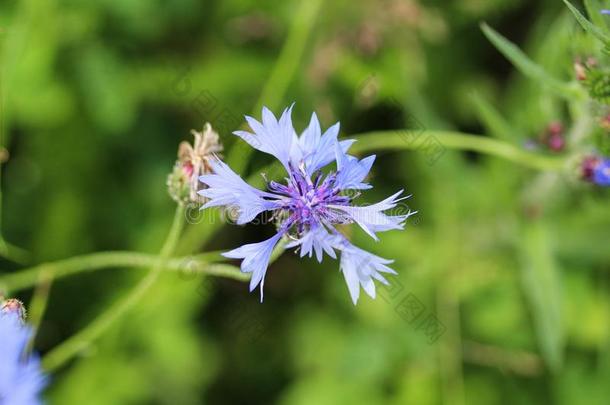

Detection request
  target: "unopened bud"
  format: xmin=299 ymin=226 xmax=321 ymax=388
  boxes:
xmin=574 ymin=60 xmax=587 ymax=81
xmin=540 ymin=122 xmax=565 ymax=152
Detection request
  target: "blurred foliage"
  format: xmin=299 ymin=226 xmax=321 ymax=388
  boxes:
xmin=1 ymin=0 xmax=610 ymax=404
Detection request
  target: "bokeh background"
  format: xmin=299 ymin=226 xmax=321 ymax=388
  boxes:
xmin=1 ymin=0 xmax=610 ymax=404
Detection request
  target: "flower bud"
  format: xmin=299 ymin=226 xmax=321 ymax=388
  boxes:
xmin=574 ymin=60 xmax=587 ymax=81
xmin=539 ymin=122 xmax=565 ymax=152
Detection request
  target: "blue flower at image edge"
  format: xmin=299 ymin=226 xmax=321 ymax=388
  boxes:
xmin=198 ymin=105 xmax=416 ymax=304
xmin=593 ymin=158 xmax=610 ymax=186
xmin=0 ymin=313 xmax=47 ymax=405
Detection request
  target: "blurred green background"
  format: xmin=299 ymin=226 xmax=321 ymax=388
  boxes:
xmin=1 ymin=0 xmax=610 ymax=404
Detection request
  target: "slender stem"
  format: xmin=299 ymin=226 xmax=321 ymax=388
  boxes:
xmin=0 ymin=250 xmax=234 ymax=293
xmin=350 ymin=130 xmax=567 ymax=171
xmin=0 ymin=238 xmax=30 ymax=264
xmin=26 ymin=269 xmax=53 ymax=352
xmin=0 ymin=70 xmax=4 ymax=237
xmin=42 ymin=206 xmax=186 ymax=372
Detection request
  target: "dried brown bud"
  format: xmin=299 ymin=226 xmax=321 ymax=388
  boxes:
xmin=574 ymin=60 xmax=587 ymax=81
xmin=167 ymin=123 xmax=223 ymax=204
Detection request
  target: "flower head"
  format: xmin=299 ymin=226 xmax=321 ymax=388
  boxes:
xmin=582 ymin=156 xmax=610 ymax=186
xmin=0 ymin=299 xmax=47 ymax=405
xmin=199 ymin=105 xmax=416 ymax=304
xmin=167 ymin=123 xmax=223 ymax=204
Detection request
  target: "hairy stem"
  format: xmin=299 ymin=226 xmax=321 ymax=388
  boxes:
xmin=26 ymin=270 xmax=53 ymax=352
xmin=41 ymin=206 xmax=187 ymax=372
xmin=0 ymin=238 xmax=30 ymax=264
xmin=0 ymin=250 xmax=237 ymax=293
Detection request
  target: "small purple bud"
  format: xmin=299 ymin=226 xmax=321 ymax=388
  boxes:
xmin=548 ymin=134 xmax=565 ymax=152
xmin=539 ymin=122 xmax=565 ymax=152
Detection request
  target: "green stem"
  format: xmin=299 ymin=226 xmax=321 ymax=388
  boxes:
xmin=0 ymin=238 xmax=30 ymax=264
xmin=26 ymin=269 xmax=53 ymax=352
xmin=350 ymin=130 xmax=567 ymax=171
xmin=0 ymin=250 xmax=234 ymax=293
xmin=42 ymin=206 xmax=186 ymax=372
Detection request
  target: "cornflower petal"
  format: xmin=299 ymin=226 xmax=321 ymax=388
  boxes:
xmin=338 ymin=242 xmax=397 ymax=305
xmin=198 ymin=158 xmax=280 ymax=224
xmin=222 ymin=231 xmax=286 ymax=301
xmin=285 ymin=223 xmax=338 ymax=262
xmin=329 ymin=190 xmax=416 ymax=241
xmin=0 ymin=312 xmax=47 ymax=405
xmin=233 ymin=105 xmax=295 ymax=170
xmin=334 ymin=144 xmax=376 ymax=190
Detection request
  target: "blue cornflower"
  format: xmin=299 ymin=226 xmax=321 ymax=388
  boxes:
xmin=603 ymin=9 xmax=610 ymax=14
xmin=593 ymin=158 xmax=610 ymax=185
xmin=0 ymin=303 xmax=47 ymax=405
xmin=582 ymin=156 xmax=610 ymax=186
xmin=199 ymin=105 xmax=415 ymax=304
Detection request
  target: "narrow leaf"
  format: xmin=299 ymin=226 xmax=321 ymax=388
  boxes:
xmin=480 ymin=23 xmax=578 ymax=99
xmin=563 ymin=0 xmax=610 ymax=45
xmin=584 ymin=0 xmax=609 ymax=31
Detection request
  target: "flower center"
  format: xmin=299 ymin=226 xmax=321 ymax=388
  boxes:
xmin=267 ymin=164 xmax=353 ymax=235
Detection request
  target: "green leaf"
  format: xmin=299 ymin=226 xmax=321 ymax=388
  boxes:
xmin=467 ymin=92 xmax=515 ymax=141
xmin=480 ymin=23 xmax=579 ymax=100
xmin=584 ymin=0 xmax=609 ymax=31
xmin=563 ymin=0 xmax=610 ymax=45
xmin=520 ymin=221 xmax=564 ymax=372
